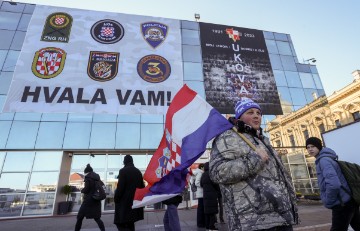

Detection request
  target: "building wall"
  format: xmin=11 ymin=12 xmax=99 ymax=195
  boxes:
xmin=0 ymin=1 xmax=326 ymax=218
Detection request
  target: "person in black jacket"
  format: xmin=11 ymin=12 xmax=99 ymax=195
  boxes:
xmin=114 ymin=155 xmax=145 ymax=231
xmin=162 ymin=195 xmax=183 ymax=231
xmin=201 ymin=162 xmax=219 ymax=231
xmin=75 ymin=164 xmax=105 ymax=231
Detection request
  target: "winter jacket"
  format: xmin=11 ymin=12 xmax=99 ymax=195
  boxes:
xmin=193 ymin=168 xmax=204 ymax=198
xmin=163 ymin=195 xmax=183 ymax=206
xmin=315 ymin=147 xmax=352 ymax=209
xmin=114 ymin=162 xmax=145 ymax=224
xmin=77 ymin=172 xmax=102 ymax=219
xmin=210 ymin=129 xmax=299 ymax=231
xmin=200 ymin=162 xmax=220 ymax=215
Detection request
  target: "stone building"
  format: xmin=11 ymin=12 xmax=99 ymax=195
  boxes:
xmin=265 ymin=70 xmax=360 ymax=194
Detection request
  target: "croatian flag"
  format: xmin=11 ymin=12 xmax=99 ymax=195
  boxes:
xmin=133 ymin=84 xmax=233 ymax=208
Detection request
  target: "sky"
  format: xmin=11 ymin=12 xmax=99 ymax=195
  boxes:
xmin=17 ymin=0 xmax=360 ymax=96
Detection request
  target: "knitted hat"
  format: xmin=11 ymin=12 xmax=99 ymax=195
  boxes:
xmin=234 ymin=97 xmax=261 ymax=119
xmin=84 ymin=164 xmax=93 ymax=173
xmin=306 ymin=137 xmax=323 ymax=151
xmin=123 ymin=155 xmax=133 ymax=164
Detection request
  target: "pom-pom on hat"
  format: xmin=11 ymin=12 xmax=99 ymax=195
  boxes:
xmin=84 ymin=164 xmax=93 ymax=173
xmin=306 ymin=137 xmax=323 ymax=151
xmin=123 ymin=155 xmax=133 ymax=164
xmin=234 ymin=97 xmax=261 ymax=119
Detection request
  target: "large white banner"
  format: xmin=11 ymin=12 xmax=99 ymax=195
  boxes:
xmin=3 ymin=5 xmax=183 ymax=114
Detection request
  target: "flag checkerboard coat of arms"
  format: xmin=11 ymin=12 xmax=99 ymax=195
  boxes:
xmin=133 ymin=84 xmax=233 ymax=208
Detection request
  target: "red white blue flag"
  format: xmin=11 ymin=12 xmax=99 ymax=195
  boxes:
xmin=133 ymin=84 xmax=233 ymax=208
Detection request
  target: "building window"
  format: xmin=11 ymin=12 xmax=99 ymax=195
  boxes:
xmin=275 ymin=140 xmax=281 ymax=147
xmin=335 ymin=119 xmax=341 ymax=128
xmin=318 ymin=124 xmax=325 ymax=133
xmin=303 ymin=129 xmax=309 ymax=141
xmin=289 ymin=135 xmax=296 ymax=147
xmin=352 ymin=111 xmax=360 ymax=121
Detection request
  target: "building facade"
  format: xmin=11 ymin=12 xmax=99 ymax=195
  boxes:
xmin=265 ymin=70 xmax=360 ymax=195
xmin=0 ymin=1 xmax=325 ymax=218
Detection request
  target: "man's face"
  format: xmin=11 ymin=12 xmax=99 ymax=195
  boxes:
xmin=239 ymin=108 xmax=262 ymax=130
xmin=306 ymin=144 xmax=320 ymax=157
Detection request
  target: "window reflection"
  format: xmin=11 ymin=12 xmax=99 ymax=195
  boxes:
xmin=181 ymin=29 xmax=200 ymax=45
xmin=273 ymin=70 xmax=287 ymax=86
xmin=3 ymin=50 xmax=20 ymax=72
xmin=0 ymin=194 xmax=25 ymax=217
xmin=290 ymin=164 xmax=308 ymax=179
xmin=107 ymin=155 xmax=122 ymax=169
xmin=276 ymin=41 xmax=292 ymax=56
xmin=130 ymin=154 xmax=148 ymax=170
xmin=184 ymin=62 xmax=203 ymax=81
xmin=3 ymin=152 xmax=34 ymax=171
xmin=140 ymin=124 xmax=163 ymax=149
xmin=32 ymin=152 xmax=62 ymax=171
xmin=182 ymin=45 xmax=201 ymax=62
xmin=0 ymin=30 xmax=15 ymax=50
xmin=0 ymin=12 xmax=22 ymax=30
xmin=289 ymin=88 xmax=306 ymax=106
xmin=0 ymin=173 xmax=29 ymax=192
xmin=88 ymin=154 xmax=106 ymax=170
xmin=23 ymin=193 xmax=55 ymax=216
xmin=27 ymin=172 xmax=58 ymax=192
xmin=71 ymin=155 xmax=91 ymax=171
xmin=0 ymin=152 xmax=5 ymax=169
xmin=293 ymin=179 xmax=312 ymax=194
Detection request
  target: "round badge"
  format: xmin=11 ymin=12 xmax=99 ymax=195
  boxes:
xmin=137 ymin=55 xmax=171 ymax=83
xmin=90 ymin=19 xmax=124 ymax=44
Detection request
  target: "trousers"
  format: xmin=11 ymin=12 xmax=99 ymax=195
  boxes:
xmin=163 ymin=204 xmax=181 ymax=231
xmin=331 ymin=199 xmax=360 ymax=231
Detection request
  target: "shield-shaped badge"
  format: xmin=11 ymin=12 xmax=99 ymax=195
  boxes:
xmin=41 ymin=12 xmax=73 ymax=43
xmin=87 ymin=51 xmax=120 ymax=81
xmin=31 ymin=47 xmax=66 ymax=79
xmin=141 ymin=22 xmax=168 ymax=49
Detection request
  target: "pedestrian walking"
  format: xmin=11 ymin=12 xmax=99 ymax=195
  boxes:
xmin=75 ymin=164 xmax=105 ymax=231
xmin=209 ymin=97 xmax=299 ymax=231
xmin=114 ymin=155 xmax=145 ymax=231
xmin=192 ymin=163 xmax=206 ymax=228
xmin=201 ymin=162 xmax=219 ymax=231
xmin=162 ymin=195 xmax=183 ymax=231
xmin=306 ymin=137 xmax=360 ymax=231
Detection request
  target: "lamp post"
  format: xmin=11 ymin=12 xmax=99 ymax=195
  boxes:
xmin=194 ymin=13 xmax=200 ymax=22
xmin=304 ymin=58 xmax=316 ymax=64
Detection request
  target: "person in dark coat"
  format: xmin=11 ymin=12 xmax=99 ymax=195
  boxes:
xmin=114 ymin=155 xmax=145 ymax=231
xmin=75 ymin=164 xmax=105 ymax=231
xmin=200 ymin=162 xmax=219 ymax=231
xmin=162 ymin=195 xmax=183 ymax=231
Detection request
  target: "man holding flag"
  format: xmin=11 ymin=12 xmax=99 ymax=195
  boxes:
xmin=133 ymin=84 xmax=233 ymax=209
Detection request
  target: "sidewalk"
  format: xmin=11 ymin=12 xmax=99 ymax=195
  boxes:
xmin=0 ymin=202 xmax=334 ymax=231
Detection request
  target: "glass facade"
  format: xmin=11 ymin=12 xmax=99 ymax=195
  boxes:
xmin=0 ymin=1 xmax=326 ymax=218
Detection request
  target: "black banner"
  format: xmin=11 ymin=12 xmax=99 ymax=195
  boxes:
xmin=200 ymin=22 xmax=282 ymax=115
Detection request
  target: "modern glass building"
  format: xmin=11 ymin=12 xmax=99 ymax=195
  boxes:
xmin=0 ymin=1 xmax=325 ymax=218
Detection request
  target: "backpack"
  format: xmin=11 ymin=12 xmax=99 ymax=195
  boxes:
xmin=319 ymin=157 xmax=360 ymax=205
xmin=190 ymin=181 xmax=197 ymax=192
xmin=92 ymin=180 xmax=106 ymax=201
xmin=336 ymin=160 xmax=360 ymax=205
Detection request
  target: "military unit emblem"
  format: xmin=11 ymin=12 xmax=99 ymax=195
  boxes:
xmin=31 ymin=47 xmax=66 ymax=79
xmin=137 ymin=54 xmax=171 ymax=83
xmin=41 ymin=12 xmax=73 ymax=43
xmin=141 ymin=22 xmax=168 ymax=49
xmin=37 ymin=14 xmax=172 ymax=83
xmin=87 ymin=51 xmax=120 ymax=81
xmin=91 ymin=19 xmax=125 ymax=44
xmin=226 ymin=28 xmax=241 ymax=42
